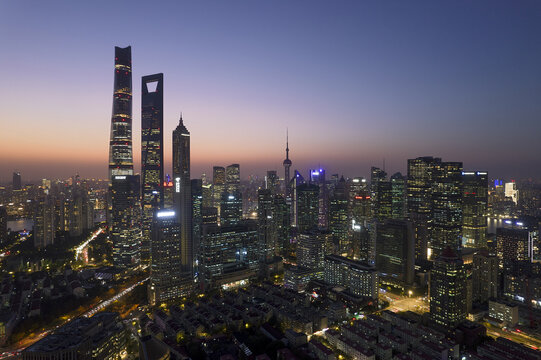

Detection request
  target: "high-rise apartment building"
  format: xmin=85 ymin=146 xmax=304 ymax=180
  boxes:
xmin=111 ymin=175 xmax=141 ymax=269
xmin=148 ymin=210 xmax=185 ymax=305
xmin=297 ymin=230 xmax=331 ymax=276
xmin=429 ymin=247 xmax=467 ymax=329
xmin=173 ymin=116 xmax=192 ymax=274
xmin=108 ymin=46 xmax=133 ymax=180
xmin=141 ymin=73 xmax=164 ymax=264
xmin=462 ymin=171 xmax=488 ymax=248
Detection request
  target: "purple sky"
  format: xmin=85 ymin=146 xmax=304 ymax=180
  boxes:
xmin=1 ymin=1 xmax=540 ymax=183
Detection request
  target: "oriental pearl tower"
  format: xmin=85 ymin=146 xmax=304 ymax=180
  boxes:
xmin=283 ymin=130 xmax=292 ymax=197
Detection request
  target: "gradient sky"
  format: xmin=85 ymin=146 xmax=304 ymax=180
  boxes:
xmin=1 ymin=1 xmax=540 ymax=182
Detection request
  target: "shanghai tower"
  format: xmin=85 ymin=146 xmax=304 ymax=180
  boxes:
xmin=108 ymin=46 xmax=133 ymax=180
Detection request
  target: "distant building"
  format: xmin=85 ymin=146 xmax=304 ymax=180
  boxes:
xmin=390 ymin=172 xmax=406 ymax=220
xmin=226 ymin=164 xmax=240 ymax=194
xmin=504 ymin=181 xmax=519 ymax=204
xmin=462 ymin=171 xmax=488 ymax=248
xmin=429 ymin=247 xmax=467 ymax=329
xmin=323 ymin=254 xmax=378 ymax=299
xmin=0 ymin=207 xmax=7 ymax=244
xmin=12 ymin=172 xmax=22 ymax=190
xmin=370 ymin=167 xmax=391 ymax=223
xmin=34 ymin=194 xmax=55 ymax=248
xmin=266 ymin=170 xmax=278 ymax=195
xmin=212 ymin=166 xmax=226 ymax=217
xmin=220 ymin=191 xmax=243 ymax=226
xmin=191 ymin=179 xmax=203 ymax=277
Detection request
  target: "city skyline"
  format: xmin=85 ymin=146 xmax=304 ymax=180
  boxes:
xmin=1 ymin=1 xmax=541 ymax=181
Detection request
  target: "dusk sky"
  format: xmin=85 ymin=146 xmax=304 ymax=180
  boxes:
xmin=1 ymin=1 xmax=540 ymax=182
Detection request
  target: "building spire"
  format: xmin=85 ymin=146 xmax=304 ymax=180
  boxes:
xmin=286 ymin=128 xmax=289 ymax=160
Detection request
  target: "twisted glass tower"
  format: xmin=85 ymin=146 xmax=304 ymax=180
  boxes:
xmin=108 ymin=46 xmax=133 ymax=180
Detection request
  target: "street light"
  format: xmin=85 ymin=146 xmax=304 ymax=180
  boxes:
xmin=408 ymin=290 xmax=413 ymax=297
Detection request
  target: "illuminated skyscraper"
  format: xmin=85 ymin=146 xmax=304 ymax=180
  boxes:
xmin=310 ymin=168 xmax=328 ymax=228
xmin=141 ymin=73 xmax=164 ymax=264
xmin=283 ymin=131 xmax=292 ymax=197
xmin=173 ymin=116 xmax=192 ymax=273
xmin=148 ymin=210 xmax=185 ymax=305
xmin=108 ymin=46 xmax=133 ymax=180
xmin=429 ymin=247 xmax=467 ymax=329
xmin=220 ymin=192 xmax=242 ymax=226
xmin=431 ymin=161 xmax=463 ymax=258
xmin=329 ymin=177 xmax=349 ymax=256
xmin=407 ymin=156 xmax=440 ymax=262
xmin=34 ymin=194 xmax=55 ymax=249
xmin=212 ymin=166 xmax=226 ymax=218
xmin=266 ymin=170 xmax=278 ymax=195
xmin=462 ymin=171 xmax=488 ymax=249
xmin=390 ymin=172 xmax=406 ymax=220
xmin=258 ymin=189 xmax=275 ymax=262
xmin=226 ymin=164 xmax=240 ymax=194
xmin=111 ymin=175 xmax=141 ymax=268
xmin=191 ymin=179 xmax=203 ymax=277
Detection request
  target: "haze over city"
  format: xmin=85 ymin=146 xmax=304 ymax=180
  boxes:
xmin=1 ymin=1 xmax=540 ymax=181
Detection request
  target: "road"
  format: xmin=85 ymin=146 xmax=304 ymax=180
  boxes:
xmin=485 ymin=322 xmax=541 ymax=350
xmin=380 ymin=291 xmax=429 ymax=313
xmin=74 ymin=227 xmax=104 ymax=261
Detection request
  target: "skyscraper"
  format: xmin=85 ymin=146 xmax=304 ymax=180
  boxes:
xmin=296 ymin=183 xmax=319 ymax=233
xmin=173 ymin=116 xmax=192 ymax=274
xmin=191 ymin=179 xmax=203 ymax=278
xmin=283 ymin=131 xmax=292 ymax=197
xmin=266 ymin=170 xmax=278 ymax=195
xmin=371 ymin=167 xmax=392 ymax=223
xmin=258 ymin=189 xmax=275 ymax=264
xmin=148 ymin=210 xmax=185 ymax=305
xmin=12 ymin=172 xmax=22 ymax=190
xmin=329 ymin=177 xmax=349 ymax=256
xmin=141 ymin=73 xmax=164 ymax=264
xmin=431 ymin=161 xmax=463 ymax=258
xmin=376 ymin=219 xmax=415 ymax=286
xmin=429 ymin=247 xmax=467 ymax=329
xmin=108 ymin=46 xmax=133 ymax=180
xmin=390 ymin=172 xmax=406 ymax=220
xmin=220 ymin=192 xmax=242 ymax=226
xmin=462 ymin=171 xmax=488 ymax=249
xmin=472 ymin=250 xmax=498 ymax=304
xmin=212 ymin=166 xmax=226 ymax=218
xmin=34 ymin=194 xmax=55 ymax=249
xmin=111 ymin=175 xmax=141 ymax=269
xmin=226 ymin=164 xmax=240 ymax=194
xmin=407 ymin=156 xmax=440 ymax=262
